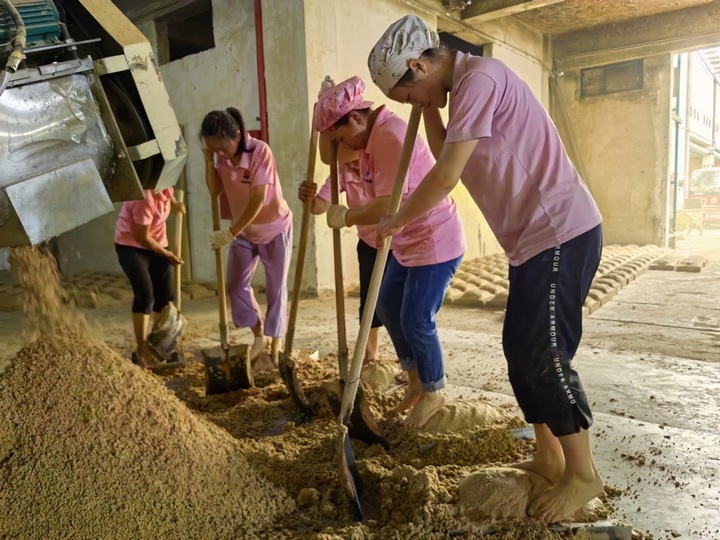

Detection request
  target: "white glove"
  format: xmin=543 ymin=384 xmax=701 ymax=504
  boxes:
xmin=210 ymin=228 xmax=236 ymax=249
xmin=327 ymin=204 xmax=349 ymax=229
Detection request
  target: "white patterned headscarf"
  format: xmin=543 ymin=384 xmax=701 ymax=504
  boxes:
xmin=368 ymin=14 xmax=440 ymax=97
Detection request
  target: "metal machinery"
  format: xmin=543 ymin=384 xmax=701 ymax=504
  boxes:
xmin=0 ymin=0 xmax=187 ymax=247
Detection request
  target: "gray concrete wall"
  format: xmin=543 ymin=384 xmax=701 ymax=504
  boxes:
xmin=553 ymin=54 xmax=673 ymax=246
xmin=261 ymin=0 xmax=316 ymax=293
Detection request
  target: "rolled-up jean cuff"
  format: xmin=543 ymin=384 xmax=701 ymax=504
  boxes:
xmin=399 ymin=357 xmax=416 ymax=372
xmin=420 ymin=376 xmax=446 ymax=393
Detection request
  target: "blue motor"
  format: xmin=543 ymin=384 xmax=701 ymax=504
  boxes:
xmin=0 ymin=0 xmax=60 ymax=48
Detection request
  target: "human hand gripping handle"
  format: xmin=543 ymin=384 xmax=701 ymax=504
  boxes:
xmin=327 ymin=204 xmax=349 ymax=229
xmin=376 ymin=216 xmax=404 ymax=246
xmin=210 ymin=228 xmax=236 ymax=250
xmin=298 ymin=181 xmax=318 ymax=202
xmin=165 ymin=250 xmax=184 ymax=265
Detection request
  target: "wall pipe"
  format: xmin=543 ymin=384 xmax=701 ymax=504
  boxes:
xmin=254 ymin=0 xmax=269 ymax=143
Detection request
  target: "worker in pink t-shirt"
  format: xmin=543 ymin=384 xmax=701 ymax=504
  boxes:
xmin=301 ymin=155 xmax=396 ymax=365
xmin=369 ymin=14 xmax=604 ymax=524
xmin=115 ymin=187 xmax=185 ymax=368
xmin=298 ymin=78 xmax=393 ymax=368
xmin=311 ymin=76 xmax=466 ymax=429
xmin=201 ymin=108 xmax=293 ymax=368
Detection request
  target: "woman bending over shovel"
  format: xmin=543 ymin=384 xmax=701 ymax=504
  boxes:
xmin=313 ymin=76 xmax=466 ymax=429
xmin=201 ymin=108 xmax=293 ymax=368
xmin=114 ymin=186 xmax=185 ymax=368
xmin=369 ymin=14 xmax=604 ymax=524
xmin=299 ymin=77 xmax=392 ymax=368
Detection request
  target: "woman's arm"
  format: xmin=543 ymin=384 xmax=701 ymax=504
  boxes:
xmin=377 ymin=139 xmax=478 ymax=239
xmin=298 ymin=181 xmax=331 ymax=215
xmin=228 ymin=184 xmax=268 ymax=236
xmin=131 ymin=223 xmax=183 ymax=264
xmin=345 ymin=196 xmax=392 ymax=226
xmin=311 ymin=197 xmax=330 ymax=215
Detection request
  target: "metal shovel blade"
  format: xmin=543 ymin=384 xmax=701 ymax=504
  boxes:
xmin=325 ymin=381 xmax=389 ymax=451
xmin=337 ymin=424 xmax=364 ymax=522
xmin=278 ymin=353 xmax=313 ymax=419
xmin=203 ymin=343 xmax=253 ymax=395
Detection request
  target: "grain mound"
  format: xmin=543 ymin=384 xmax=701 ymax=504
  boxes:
xmin=1 ymin=247 xmax=293 ymax=538
xmin=0 ymin=336 xmax=295 ymax=539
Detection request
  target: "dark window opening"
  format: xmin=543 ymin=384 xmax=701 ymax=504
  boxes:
xmin=155 ymin=0 xmax=214 ymax=64
xmin=581 ymin=59 xmax=643 ymax=98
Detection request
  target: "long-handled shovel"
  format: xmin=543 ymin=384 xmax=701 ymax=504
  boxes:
xmin=276 ymin=125 xmax=318 ymax=419
xmin=324 ymin=141 xmax=388 ymax=451
xmin=337 ymin=106 xmax=421 ymax=521
xmin=145 ymin=188 xmax=187 ymax=369
xmin=203 ymin=160 xmax=254 ymax=394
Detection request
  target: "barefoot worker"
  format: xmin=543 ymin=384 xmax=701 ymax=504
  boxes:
xmin=370 ymin=14 xmax=604 ymax=523
xmin=201 ymin=108 xmax=293 ymax=368
xmin=114 ymin=186 xmax=185 ymax=368
xmin=313 ymin=76 xmax=465 ymax=428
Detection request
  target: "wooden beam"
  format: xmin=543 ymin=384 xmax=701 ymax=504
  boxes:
xmin=554 ymin=2 xmax=720 ymax=71
xmin=461 ymin=0 xmax=566 ymax=22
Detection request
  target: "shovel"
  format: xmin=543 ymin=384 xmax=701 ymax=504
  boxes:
xmin=144 ymin=188 xmax=187 ymax=370
xmin=324 ymin=141 xmax=388 ymax=451
xmin=203 ymin=161 xmax=254 ymax=395
xmin=276 ymin=124 xmax=318 ymax=419
xmin=336 ymin=106 xmax=422 ymax=521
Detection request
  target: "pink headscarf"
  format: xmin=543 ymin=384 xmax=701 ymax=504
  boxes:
xmin=313 ymin=76 xmax=374 ymax=133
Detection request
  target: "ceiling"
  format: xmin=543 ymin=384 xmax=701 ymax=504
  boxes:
xmin=448 ymin=0 xmax=716 ymax=36
xmin=514 ymin=0 xmax=713 ymax=35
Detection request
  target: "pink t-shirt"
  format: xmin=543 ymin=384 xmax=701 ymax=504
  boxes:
xmin=317 ymin=160 xmax=379 ymax=249
xmin=446 ymin=52 xmax=602 ymax=266
xmin=362 ymin=107 xmax=465 ymax=267
xmin=114 ymin=187 xmax=173 ymax=249
xmin=215 ymin=136 xmax=292 ymax=245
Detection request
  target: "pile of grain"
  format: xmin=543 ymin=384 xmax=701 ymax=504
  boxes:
xmin=0 ymin=337 xmax=295 ymax=538
xmin=0 ymin=247 xmax=294 ymax=538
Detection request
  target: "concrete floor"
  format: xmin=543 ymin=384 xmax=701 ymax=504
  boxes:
xmin=1 ymin=231 xmax=719 ymax=538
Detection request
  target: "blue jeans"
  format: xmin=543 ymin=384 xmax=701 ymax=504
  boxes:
xmin=376 ymin=254 xmax=462 ymax=392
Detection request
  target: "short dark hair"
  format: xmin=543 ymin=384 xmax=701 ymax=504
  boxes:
xmin=200 ymin=107 xmax=250 ymax=155
xmin=331 ymin=107 xmax=371 ymax=129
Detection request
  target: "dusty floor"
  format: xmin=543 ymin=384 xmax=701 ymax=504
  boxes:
xmin=1 ymin=232 xmax=719 ymax=538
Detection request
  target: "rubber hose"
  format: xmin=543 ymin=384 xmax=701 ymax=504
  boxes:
xmin=0 ymin=0 xmax=26 ymax=97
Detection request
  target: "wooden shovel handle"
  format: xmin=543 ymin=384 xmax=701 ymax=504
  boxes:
xmin=330 ymin=141 xmax=349 ymax=380
xmin=174 ymin=188 xmax=184 ymax=311
xmin=208 ymin=159 xmax=229 ymax=346
xmin=285 ymin=126 xmax=319 ymax=353
xmin=339 ymin=106 xmax=422 ymax=423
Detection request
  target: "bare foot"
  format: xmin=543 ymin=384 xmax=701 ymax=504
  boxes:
xmin=252 ymin=352 xmax=274 ymax=372
xmin=511 ymin=454 xmax=565 ymax=485
xmin=249 ymin=336 xmax=269 ymax=361
xmin=362 ymin=357 xmax=377 ymax=367
xmin=389 ymin=370 xmax=420 ymax=416
xmin=394 ymin=370 xmax=409 ymax=384
xmin=403 ymin=390 xmax=445 ymax=429
xmin=528 ymin=464 xmax=604 ymax=523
